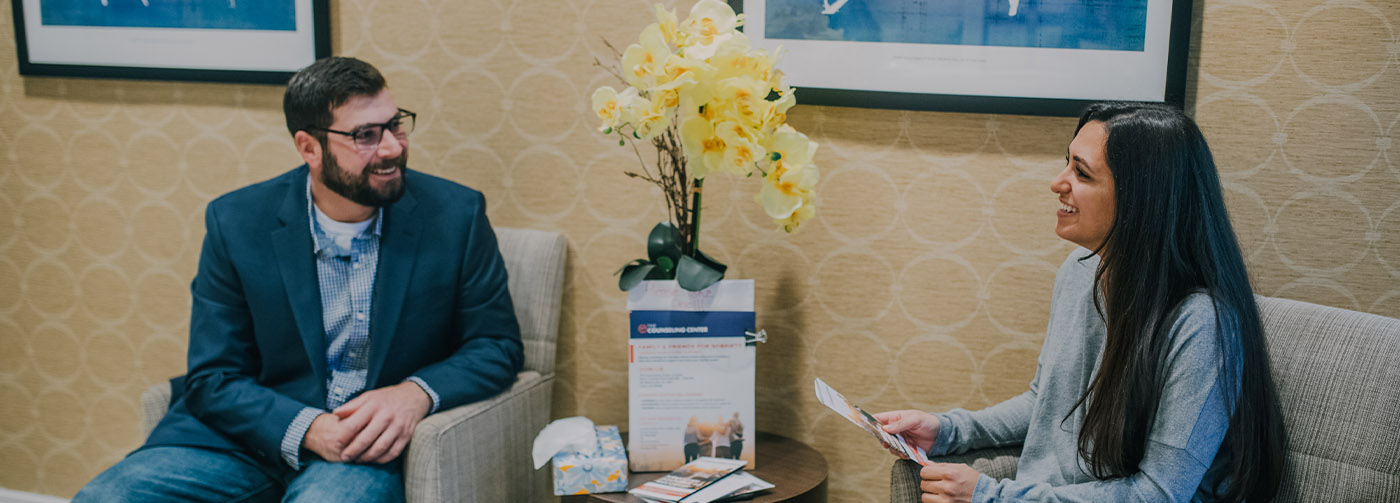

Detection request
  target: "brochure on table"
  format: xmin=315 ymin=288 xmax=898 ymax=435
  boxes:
xmin=629 ymin=456 xmax=747 ymax=502
xmin=628 ymin=280 xmax=755 ymax=472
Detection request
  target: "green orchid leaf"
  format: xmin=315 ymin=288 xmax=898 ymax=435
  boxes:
xmin=619 ymin=261 xmax=657 ymax=291
xmin=676 ymin=254 xmax=726 ymax=292
xmin=693 ymin=248 xmax=729 ymax=274
xmin=647 ymin=221 xmax=683 ymax=264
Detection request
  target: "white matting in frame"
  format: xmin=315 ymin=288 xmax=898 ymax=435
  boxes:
xmin=14 ymin=0 xmax=327 ymax=83
xmin=738 ymin=0 xmax=1191 ymax=115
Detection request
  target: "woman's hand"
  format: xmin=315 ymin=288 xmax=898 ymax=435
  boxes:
xmin=919 ymin=463 xmax=979 ymax=503
xmin=872 ymin=409 xmax=941 ymax=455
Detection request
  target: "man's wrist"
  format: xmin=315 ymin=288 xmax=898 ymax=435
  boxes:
xmin=403 ymin=376 xmax=440 ymax=414
xmin=282 ymin=407 xmax=325 ymax=469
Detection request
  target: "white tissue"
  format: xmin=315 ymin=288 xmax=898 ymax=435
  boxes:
xmin=532 ymin=416 xmax=598 ymax=469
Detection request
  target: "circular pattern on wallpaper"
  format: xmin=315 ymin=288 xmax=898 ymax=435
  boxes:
xmin=1289 ymin=3 xmax=1393 ymax=91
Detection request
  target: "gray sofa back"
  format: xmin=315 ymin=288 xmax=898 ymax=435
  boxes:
xmin=1258 ymin=296 xmax=1400 ymax=502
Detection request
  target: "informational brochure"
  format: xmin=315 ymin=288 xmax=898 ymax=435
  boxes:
xmin=628 ymin=280 xmax=755 ymax=472
xmin=690 ymin=471 xmax=774 ymax=503
xmin=814 ymin=377 xmax=930 ymax=465
xmin=629 ymin=456 xmax=748 ymax=502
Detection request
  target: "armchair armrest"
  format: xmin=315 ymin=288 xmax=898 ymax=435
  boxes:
xmin=138 ymin=371 xmax=555 ymax=503
xmin=889 ymin=446 xmax=1022 ymax=503
xmin=405 ymin=370 xmax=554 ymax=503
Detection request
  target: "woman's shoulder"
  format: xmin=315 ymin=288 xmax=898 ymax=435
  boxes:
xmin=1052 ymin=247 xmax=1100 ymax=294
xmin=1162 ymin=292 xmax=1232 ymax=362
xmin=1171 ymin=291 xmax=1221 ymax=330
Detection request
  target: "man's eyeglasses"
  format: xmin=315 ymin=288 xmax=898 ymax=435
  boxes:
xmin=305 ymin=109 xmax=416 ymax=150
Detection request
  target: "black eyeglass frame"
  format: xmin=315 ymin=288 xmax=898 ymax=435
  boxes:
xmin=304 ymin=108 xmax=416 ymax=149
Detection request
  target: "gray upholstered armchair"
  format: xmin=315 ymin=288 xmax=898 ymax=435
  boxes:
xmin=140 ymin=227 xmax=568 ymax=503
xmin=890 ymin=296 xmax=1400 ymax=503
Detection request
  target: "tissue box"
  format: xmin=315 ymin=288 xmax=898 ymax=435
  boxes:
xmin=552 ymin=425 xmax=628 ymax=495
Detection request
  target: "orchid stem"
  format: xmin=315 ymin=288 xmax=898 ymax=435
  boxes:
xmin=689 ymin=178 xmax=703 ymax=256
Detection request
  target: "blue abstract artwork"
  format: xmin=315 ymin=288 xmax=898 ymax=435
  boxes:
xmin=40 ymin=0 xmax=295 ymax=31
xmin=765 ymin=0 xmax=1149 ymax=51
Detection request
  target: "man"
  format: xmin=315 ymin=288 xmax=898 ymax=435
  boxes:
xmin=75 ymin=57 xmax=523 ymax=502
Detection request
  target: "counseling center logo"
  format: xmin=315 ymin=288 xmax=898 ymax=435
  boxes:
xmin=637 ymin=323 xmax=710 ymax=335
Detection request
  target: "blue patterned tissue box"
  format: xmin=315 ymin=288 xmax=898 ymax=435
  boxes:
xmin=552 ymin=425 xmax=628 ymax=495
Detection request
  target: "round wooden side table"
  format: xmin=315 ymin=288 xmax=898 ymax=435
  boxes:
xmin=561 ymin=431 xmax=828 ymax=503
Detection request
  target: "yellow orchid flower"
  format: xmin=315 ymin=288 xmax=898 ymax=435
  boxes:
xmin=633 ymin=95 xmax=671 ymax=140
xmin=592 ymin=86 xmax=622 ymax=131
xmin=655 ymin=4 xmax=681 ymax=46
xmin=757 ymin=160 xmax=818 ymax=221
xmin=709 ymin=33 xmax=773 ymax=83
xmin=592 ymin=86 xmax=647 ymax=133
xmin=680 ymin=116 xmax=725 ymax=179
xmin=710 ymin=76 xmax=769 ymax=128
xmin=776 ymin=196 xmax=816 ymax=233
xmin=765 ymin=126 xmax=815 ymax=170
xmin=715 ymin=119 xmax=764 ymax=175
xmin=621 ymin=23 xmax=670 ymax=89
xmin=756 ymin=126 xmax=818 ymax=224
xmin=657 ymin=54 xmax=708 ymax=99
xmin=680 ymin=0 xmax=739 ymax=60
xmin=759 ymin=90 xmax=797 ymax=135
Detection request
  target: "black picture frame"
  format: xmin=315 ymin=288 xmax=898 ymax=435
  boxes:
xmin=11 ymin=0 xmax=330 ymax=84
xmin=733 ymin=0 xmax=1192 ymax=116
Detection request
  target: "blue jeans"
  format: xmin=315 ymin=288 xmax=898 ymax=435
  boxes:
xmin=73 ymin=446 xmax=405 ymax=503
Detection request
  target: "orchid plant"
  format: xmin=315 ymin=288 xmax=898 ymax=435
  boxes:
xmin=592 ymin=0 xmax=819 ymax=292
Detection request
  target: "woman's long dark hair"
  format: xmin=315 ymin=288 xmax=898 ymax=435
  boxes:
xmin=1067 ymin=102 xmax=1285 ymax=501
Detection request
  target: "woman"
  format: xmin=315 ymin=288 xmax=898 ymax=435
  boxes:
xmin=876 ymin=103 xmax=1285 ymax=502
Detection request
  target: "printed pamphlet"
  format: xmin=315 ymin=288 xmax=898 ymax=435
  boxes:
xmin=628 ymin=280 xmax=755 ymax=471
xmin=691 ymin=471 xmax=774 ymax=502
xmin=814 ymin=377 xmax=930 ymax=465
xmin=629 ymin=456 xmax=748 ymax=502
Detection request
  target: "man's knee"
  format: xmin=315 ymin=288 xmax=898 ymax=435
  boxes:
xmin=74 ymin=447 xmax=277 ymax=503
xmin=72 ymin=471 xmax=132 ymax=503
xmin=285 ymin=461 xmax=405 ymax=503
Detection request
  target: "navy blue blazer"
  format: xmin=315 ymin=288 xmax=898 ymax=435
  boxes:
xmin=143 ymin=165 xmax=524 ymax=469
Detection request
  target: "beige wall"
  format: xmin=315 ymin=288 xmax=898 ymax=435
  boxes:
xmin=1 ymin=0 xmax=1396 ymax=499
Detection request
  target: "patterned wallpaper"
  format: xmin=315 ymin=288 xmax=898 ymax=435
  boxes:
xmin=0 ymin=0 xmax=1396 ymax=499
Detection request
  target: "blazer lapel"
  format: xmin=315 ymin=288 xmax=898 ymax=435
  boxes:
xmin=366 ymin=188 xmax=422 ymax=386
xmin=271 ymin=169 xmax=329 ymax=382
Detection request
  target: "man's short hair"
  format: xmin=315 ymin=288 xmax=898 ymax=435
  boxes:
xmin=283 ymin=57 xmax=387 ymax=138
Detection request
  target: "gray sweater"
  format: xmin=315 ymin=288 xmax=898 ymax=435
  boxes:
xmin=931 ymin=249 xmax=1235 ymax=502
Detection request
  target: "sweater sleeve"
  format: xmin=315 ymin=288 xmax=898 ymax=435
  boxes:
xmin=932 ymin=387 xmax=1036 ymax=456
xmin=969 ymin=295 xmax=1233 ymax=503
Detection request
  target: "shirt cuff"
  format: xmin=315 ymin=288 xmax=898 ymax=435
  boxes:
xmin=405 ymin=376 xmax=441 ymax=414
xmin=281 ymin=407 xmax=324 ymax=469
xmin=971 ymin=473 xmax=996 ymax=503
xmin=930 ymin=413 xmax=956 ymax=456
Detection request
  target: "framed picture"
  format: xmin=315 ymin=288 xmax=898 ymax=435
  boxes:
xmin=11 ymin=0 xmax=329 ymax=84
xmin=734 ymin=0 xmax=1192 ymax=116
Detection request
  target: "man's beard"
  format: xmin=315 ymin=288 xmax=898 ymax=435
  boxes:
xmin=320 ymin=149 xmax=408 ymax=208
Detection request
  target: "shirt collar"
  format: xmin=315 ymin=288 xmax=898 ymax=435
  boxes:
xmin=307 ymin=174 xmax=383 ymax=255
